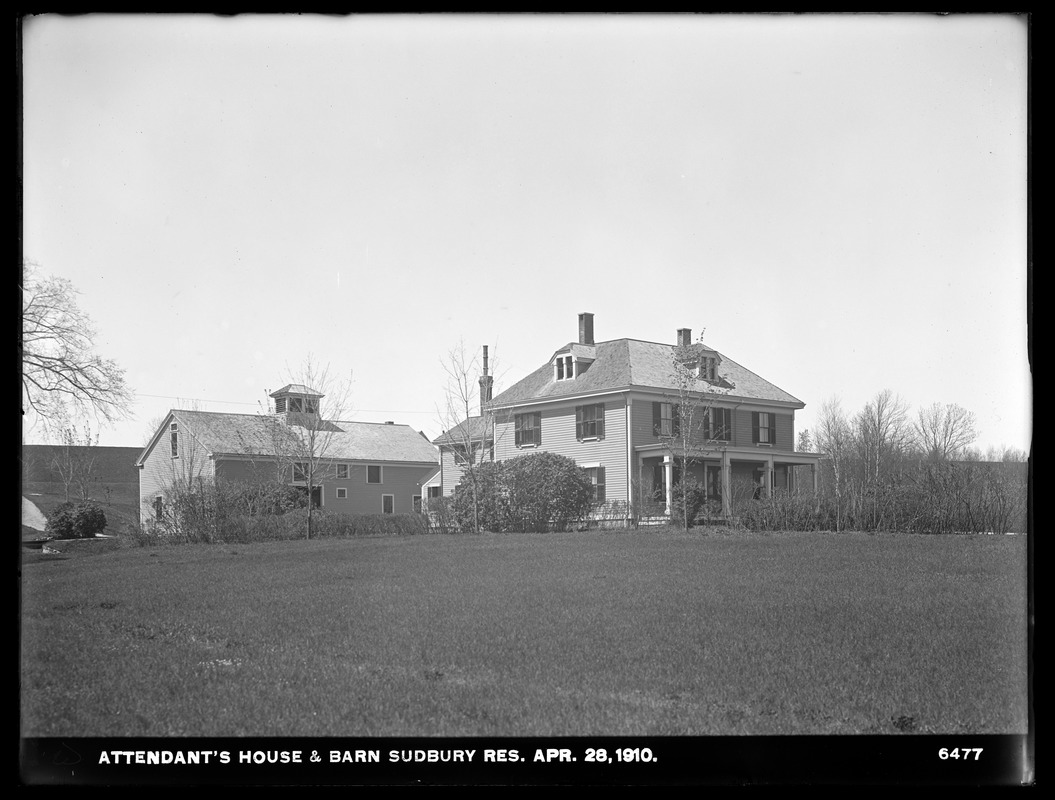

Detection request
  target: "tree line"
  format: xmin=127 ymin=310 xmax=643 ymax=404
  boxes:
xmin=788 ymin=390 xmax=1029 ymax=534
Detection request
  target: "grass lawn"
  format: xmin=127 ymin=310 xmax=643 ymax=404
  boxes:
xmin=20 ymin=530 xmax=1029 ymax=737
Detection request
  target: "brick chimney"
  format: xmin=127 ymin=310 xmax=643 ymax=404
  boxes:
xmin=479 ymin=345 xmax=494 ymax=410
xmin=578 ymin=312 xmax=595 ymax=345
xmin=677 ymin=328 xmax=692 ymax=347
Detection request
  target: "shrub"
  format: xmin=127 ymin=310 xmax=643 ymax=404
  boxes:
xmin=45 ymin=501 xmax=107 ymax=539
xmin=671 ymin=478 xmax=708 ymax=529
xmin=450 ymin=452 xmax=595 ymax=533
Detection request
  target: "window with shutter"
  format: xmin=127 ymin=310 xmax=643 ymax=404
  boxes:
xmin=584 ymin=466 xmax=606 ymax=503
xmin=652 ymin=402 xmax=679 ymax=437
xmin=515 ymin=412 xmax=541 ymax=447
xmin=753 ymin=412 xmax=775 ymax=445
xmin=706 ymin=408 xmax=732 ymax=441
xmin=576 ymin=404 xmax=605 ymax=440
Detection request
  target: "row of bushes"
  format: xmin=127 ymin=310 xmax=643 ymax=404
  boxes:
xmin=138 ymin=506 xmax=431 ymax=545
xmin=143 ymin=479 xmax=432 ymax=544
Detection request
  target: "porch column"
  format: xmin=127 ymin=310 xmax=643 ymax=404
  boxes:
xmin=788 ymin=464 xmax=795 ymax=494
xmin=721 ymin=450 xmax=731 ymax=517
xmin=812 ymin=462 xmax=820 ymax=512
xmin=765 ymin=456 xmax=774 ymax=499
xmin=663 ymin=455 xmax=673 ymax=516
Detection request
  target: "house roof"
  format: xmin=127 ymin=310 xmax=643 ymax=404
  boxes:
xmin=432 ymin=415 xmax=492 ymax=446
xmin=490 ymin=338 xmax=804 ymax=407
xmin=138 ymin=410 xmax=438 ymax=465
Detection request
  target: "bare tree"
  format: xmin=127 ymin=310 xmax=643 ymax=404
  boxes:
xmin=853 ymin=389 xmax=913 ymax=529
xmin=914 ymin=402 xmax=978 ymax=460
xmin=21 ymin=261 xmax=133 ymax=431
xmin=438 ymin=342 xmax=497 ymax=534
xmin=658 ymin=331 xmax=730 ymax=529
xmin=814 ymin=396 xmax=852 ymax=532
xmin=50 ymin=420 xmax=101 ymax=503
xmin=272 ymin=357 xmax=353 ymax=540
xmin=796 ymin=428 xmax=814 ymax=453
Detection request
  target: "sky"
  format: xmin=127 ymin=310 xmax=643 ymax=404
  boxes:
xmin=21 ymin=13 xmax=1030 ymax=455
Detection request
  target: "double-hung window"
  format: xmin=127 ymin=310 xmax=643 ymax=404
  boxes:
xmin=170 ymin=423 xmax=179 ymax=458
xmin=336 ymin=464 xmax=349 ymax=479
xmin=652 ymin=402 xmax=680 ymax=437
xmin=515 ymin=412 xmax=542 ymax=447
xmin=367 ymin=465 xmax=383 ymax=484
xmin=706 ymin=408 xmax=732 ymax=441
xmin=575 ymin=403 xmax=605 ymax=440
xmin=555 ymin=355 xmax=574 ymax=380
xmin=752 ymin=412 xmax=776 ymax=445
xmin=583 ymin=466 xmax=606 ymax=504
xmin=699 ymin=356 xmax=718 ymax=381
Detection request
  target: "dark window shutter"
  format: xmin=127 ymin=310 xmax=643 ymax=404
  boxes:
xmin=576 ymin=406 xmax=584 ymax=440
xmin=515 ymin=416 xmax=523 ymax=447
xmin=673 ymin=404 xmax=681 ymax=437
xmin=596 ymin=405 xmax=605 ymax=439
xmin=752 ymin=412 xmax=760 ymax=443
xmin=652 ymin=402 xmax=661 ymax=436
xmin=769 ymin=414 xmax=777 ymax=444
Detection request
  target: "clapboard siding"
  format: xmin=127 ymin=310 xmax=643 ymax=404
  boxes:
xmin=138 ymin=414 xmax=215 ymax=524
xmin=440 ymin=449 xmax=468 ymax=496
xmin=631 ymin=398 xmax=738 ymax=449
xmin=494 ymin=399 xmax=629 ymax=502
xmin=731 ymin=409 xmax=794 ymax=450
xmin=215 ymin=457 xmax=435 ymax=515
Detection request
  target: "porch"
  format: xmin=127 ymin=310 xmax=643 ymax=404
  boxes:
xmin=636 ymin=445 xmax=822 ymax=520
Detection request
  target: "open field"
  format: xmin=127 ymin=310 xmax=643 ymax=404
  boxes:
xmin=20 ymin=531 xmax=1028 ymax=737
xmin=21 ymin=480 xmax=140 ymax=543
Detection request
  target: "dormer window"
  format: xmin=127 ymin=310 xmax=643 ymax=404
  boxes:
xmin=699 ymin=355 xmax=718 ymax=382
xmin=555 ymin=355 xmax=574 ymax=381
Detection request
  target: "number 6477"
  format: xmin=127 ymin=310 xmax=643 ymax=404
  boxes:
xmin=939 ymin=748 xmax=982 ymax=761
